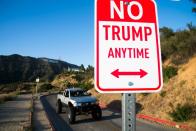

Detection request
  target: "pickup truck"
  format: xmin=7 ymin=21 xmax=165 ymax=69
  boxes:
xmin=56 ymin=88 xmax=102 ymax=124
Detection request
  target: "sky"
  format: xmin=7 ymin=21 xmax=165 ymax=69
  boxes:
xmin=0 ymin=0 xmax=195 ymax=67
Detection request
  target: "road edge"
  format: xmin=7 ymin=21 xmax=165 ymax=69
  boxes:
xmin=39 ymin=93 xmax=56 ymax=131
xmin=39 ymin=93 xmax=194 ymax=131
xmin=99 ymin=102 xmax=193 ymax=131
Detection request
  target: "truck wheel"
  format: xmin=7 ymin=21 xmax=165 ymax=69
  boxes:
xmin=92 ymin=106 xmax=102 ymax=120
xmin=68 ymin=106 xmax=75 ymax=124
xmin=56 ymin=100 xmax=62 ymax=114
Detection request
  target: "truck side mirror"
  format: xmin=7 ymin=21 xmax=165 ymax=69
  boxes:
xmin=64 ymin=92 xmax=69 ymax=97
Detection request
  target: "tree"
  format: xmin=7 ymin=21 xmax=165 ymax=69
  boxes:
xmin=160 ymin=27 xmax=174 ymax=39
xmin=191 ymin=0 xmax=196 ymax=3
xmin=86 ymin=65 xmax=94 ymax=78
xmin=193 ymin=8 xmax=196 ymax=12
xmin=160 ymin=23 xmax=196 ymax=65
xmin=191 ymin=0 xmax=196 ymax=13
xmin=79 ymin=64 xmax=85 ymax=72
xmin=187 ymin=22 xmax=196 ymax=31
xmin=86 ymin=65 xmax=94 ymax=72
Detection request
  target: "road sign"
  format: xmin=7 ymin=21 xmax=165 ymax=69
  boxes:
xmin=36 ymin=78 xmax=39 ymax=83
xmin=95 ymin=0 xmax=163 ymax=93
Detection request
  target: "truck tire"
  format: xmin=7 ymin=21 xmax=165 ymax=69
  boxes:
xmin=68 ymin=106 xmax=75 ymax=124
xmin=56 ymin=100 xmax=62 ymax=114
xmin=92 ymin=106 xmax=102 ymax=120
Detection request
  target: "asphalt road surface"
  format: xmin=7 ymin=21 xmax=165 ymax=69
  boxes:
xmin=41 ymin=94 xmax=178 ymax=131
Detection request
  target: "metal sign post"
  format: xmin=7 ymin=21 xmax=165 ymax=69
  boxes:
xmin=35 ymin=78 xmax=39 ymax=98
xmin=122 ymin=93 xmax=136 ymax=131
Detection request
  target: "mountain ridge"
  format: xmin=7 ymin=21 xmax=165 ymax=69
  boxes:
xmin=0 ymin=54 xmax=79 ymax=84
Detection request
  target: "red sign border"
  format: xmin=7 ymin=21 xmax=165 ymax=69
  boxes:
xmin=95 ymin=0 xmax=163 ymax=92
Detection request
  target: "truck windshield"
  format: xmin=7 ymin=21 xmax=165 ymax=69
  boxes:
xmin=70 ymin=90 xmax=89 ymax=97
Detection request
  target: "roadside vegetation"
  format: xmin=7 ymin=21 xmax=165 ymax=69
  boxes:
xmin=51 ymin=65 xmax=94 ymax=91
xmin=37 ymin=83 xmax=57 ymax=93
xmin=0 ymin=82 xmax=35 ymax=94
xmin=88 ymin=23 xmax=196 ymax=128
xmin=163 ymin=66 xmax=178 ymax=82
xmin=135 ymin=23 xmax=196 ymax=128
xmin=160 ymin=23 xmax=196 ymax=65
xmin=170 ymin=104 xmax=194 ymax=122
xmin=0 ymin=92 xmax=19 ymax=104
xmin=0 ymin=82 xmax=34 ymax=103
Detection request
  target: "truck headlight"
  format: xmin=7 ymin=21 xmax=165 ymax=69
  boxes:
xmin=73 ymin=102 xmax=81 ymax=107
xmin=77 ymin=102 xmax=82 ymax=106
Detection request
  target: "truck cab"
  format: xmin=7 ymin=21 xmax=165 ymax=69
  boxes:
xmin=56 ymin=88 xmax=102 ymax=124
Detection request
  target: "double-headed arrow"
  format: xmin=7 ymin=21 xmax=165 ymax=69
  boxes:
xmin=111 ymin=69 xmax=148 ymax=78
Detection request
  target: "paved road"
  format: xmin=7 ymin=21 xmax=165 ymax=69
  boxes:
xmin=33 ymin=98 xmax=52 ymax=131
xmin=41 ymin=94 xmax=179 ymax=131
xmin=0 ymin=94 xmax=31 ymax=131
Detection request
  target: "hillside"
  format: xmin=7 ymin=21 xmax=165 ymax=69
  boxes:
xmin=88 ymin=56 xmax=196 ymax=128
xmin=137 ymin=56 xmax=196 ymax=127
xmin=0 ymin=54 xmax=79 ymax=84
xmin=51 ymin=65 xmax=94 ymax=90
xmin=46 ymin=25 xmax=196 ymax=128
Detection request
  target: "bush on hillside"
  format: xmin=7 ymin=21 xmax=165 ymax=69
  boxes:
xmin=38 ymin=83 xmax=56 ymax=92
xmin=160 ymin=91 xmax=166 ymax=97
xmin=72 ymin=73 xmax=85 ymax=82
xmin=169 ymin=104 xmax=193 ymax=122
xmin=0 ymin=92 xmax=19 ymax=103
xmin=163 ymin=66 xmax=178 ymax=82
xmin=79 ymin=82 xmax=93 ymax=91
xmin=141 ymin=93 xmax=149 ymax=96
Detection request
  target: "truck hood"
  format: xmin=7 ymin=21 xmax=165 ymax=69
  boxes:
xmin=70 ymin=96 xmax=97 ymax=103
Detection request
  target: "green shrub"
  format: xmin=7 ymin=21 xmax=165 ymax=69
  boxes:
xmin=38 ymin=83 xmax=55 ymax=92
xmin=160 ymin=24 xmax=196 ymax=65
xmin=169 ymin=104 xmax=193 ymax=122
xmin=75 ymin=82 xmax=93 ymax=91
xmin=141 ymin=93 xmax=149 ymax=96
xmin=163 ymin=66 xmax=178 ymax=82
xmin=160 ymin=91 xmax=166 ymax=97
xmin=0 ymin=92 xmax=18 ymax=104
xmin=73 ymin=73 xmax=85 ymax=82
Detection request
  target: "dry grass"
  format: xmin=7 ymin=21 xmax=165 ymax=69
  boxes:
xmin=0 ymin=92 xmax=19 ymax=103
xmin=51 ymin=74 xmax=78 ymax=89
xmin=90 ymin=56 xmax=196 ymax=129
xmin=137 ymin=56 xmax=196 ymax=128
xmin=89 ymin=88 xmax=122 ymax=112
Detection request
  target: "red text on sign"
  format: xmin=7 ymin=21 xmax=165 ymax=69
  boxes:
xmin=103 ymin=25 xmax=152 ymax=41
xmin=110 ymin=1 xmax=143 ymax=20
xmin=108 ymin=47 xmax=149 ymax=59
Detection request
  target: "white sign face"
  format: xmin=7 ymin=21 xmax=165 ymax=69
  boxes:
xmin=95 ymin=0 xmax=163 ymax=93
xmin=36 ymin=78 xmax=39 ymax=83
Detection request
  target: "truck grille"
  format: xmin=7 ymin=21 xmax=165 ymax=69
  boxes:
xmin=81 ymin=102 xmax=91 ymax=106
